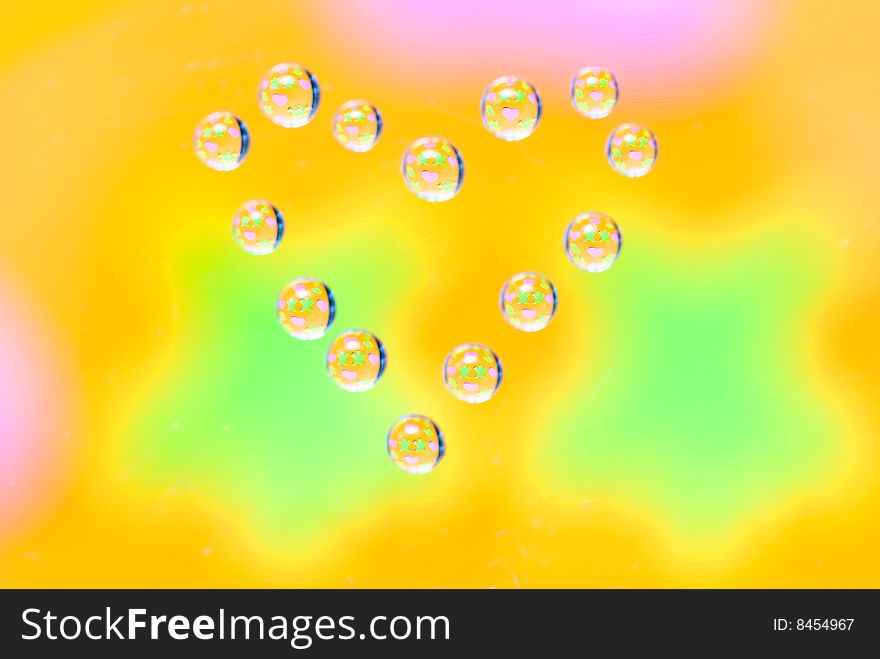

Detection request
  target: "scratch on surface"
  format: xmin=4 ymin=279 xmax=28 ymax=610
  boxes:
xmin=586 ymin=369 xmax=615 ymax=404
xmin=495 ymin=528 xmax=529 ymax=560
xmin=487 ymin=558 xmax=522 ymax=589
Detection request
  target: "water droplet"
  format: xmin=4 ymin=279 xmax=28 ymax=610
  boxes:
xmin=443 ymin=344 xmax=502 ymax=403
xmin=333 ymin=100 xmax=382 ymax=152
xmin=571 ymin=66 xmax=619 ymax=119
xmin=606 ymin=123 xmax=658 ymax=177
xmin=276 ymin=278 xmax=335 ymax=340
xmin=258 ymin=63 xmax=320 ymax=128
xmin=481 ymin=75 xmax=542 ymax=141
xmin=565 ymin=212 xmax=622 ymax=272
xmin=500 ymin=272 xmax=557 ymax=332
xmin=402 ymin=137 xmax=463 ymax=202
xmin=387 ymin=415 xmax=444 ymax=474
xmin=232 ymin=200 xmax=284 ymax=255
xmin=326 ymin=329 xmax=386 ymax=392
xmin=192 ymin=111 xmax=249 ymax=171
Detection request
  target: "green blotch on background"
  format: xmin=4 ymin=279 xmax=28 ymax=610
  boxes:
xmin=541 ymin=222 xmax=840 ymax=539
xmin=128 ymin=229 xmax=417 ymax=543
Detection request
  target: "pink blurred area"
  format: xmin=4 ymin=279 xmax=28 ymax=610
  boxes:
xmin=0 ymin=276 xmax=73 ymax=533
xmin=308 ymin=0 xmax=774 ymax=105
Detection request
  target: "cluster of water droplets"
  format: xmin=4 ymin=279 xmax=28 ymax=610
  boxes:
xmin=193 ymin=61 xmax=656 ymax=474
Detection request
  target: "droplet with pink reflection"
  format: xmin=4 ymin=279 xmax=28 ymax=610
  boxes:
xmin=481 ymin=75 xmax=542 ymax=141
xmin=606 ymin=122 xmax=658 ymax=177
xmin=387 ymin=415 xmax=444 ymax=474
xmin=333 ymin=100 xmax=382 ymax=152
xmin=565 ymin=212 xmax=622 ymax=272
xmin=192 ymin=111 xmax=249 ymax=171
xmin=257 ymin=63 xmax=321 ymax=128
xmin=276 ymin=278 xmax=335 ymax=340
xmin=232 ymin=200 xmax=284 ymax=255
xmin=571 ymin=66 xmax=619 ymax=119
xmin=326 ymin=329 xmax=386 ymax=392
xmin=443 ymin=343 xmax=502 ymax=403
xmin=401 ymin=136 xmax=464 ymax=202
xmin=500 ymin=272 xmax=557 ymax=332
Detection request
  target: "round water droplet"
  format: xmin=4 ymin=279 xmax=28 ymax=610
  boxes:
xmin=326 ymin=329 xmax=386 ymax=392
xmin=258 ymin=63 xmax=320 ymax=128
xmin=443 ymin=344 xmax=502 ymax=404
xmin=481 ymin=75 xmax=542 ymax=141
xmin=500 ymin=272 xmax=557 ymax=332
xmin=192 ymin=111 xmax=249 ymax=171
xmin=276 ymin=278 xmax=335 ymax=340
xmin=571 ymin=66 xmax=619 ymax=119
xmin=401 ymin=137 xmax=464 ymax=202
xmin=387 ymin=415 xmax=444 ymax=474
xmin=606 ymin=123 xmax=658 ymax=177
xmin=232 ymin=200 xmax=284 ymax=255
xmin=565 ymin=212 xmax=622 ymax=272
xmin=333 ymin=100 xmax=382 ymax=152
